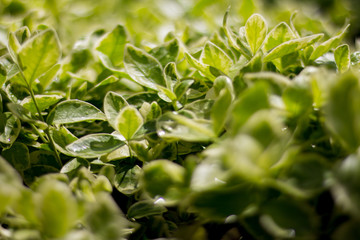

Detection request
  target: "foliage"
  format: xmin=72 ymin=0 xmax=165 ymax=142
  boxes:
xmin=1 ymin=0 xmax=360 ymax=239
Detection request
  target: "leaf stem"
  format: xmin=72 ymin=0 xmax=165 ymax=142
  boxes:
xmin=19 ymin=69 xmax=63 ymax=167
xmin=30 ymin=123 xmax=48 ymax=143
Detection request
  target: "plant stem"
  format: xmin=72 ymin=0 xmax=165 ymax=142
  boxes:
xmin=30 ymin=123 xmax=48 ymax=143
xmin=19 ymin=70 xmax=63 ymax=167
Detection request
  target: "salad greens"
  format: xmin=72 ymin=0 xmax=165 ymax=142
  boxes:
xmin=1 ymin=0 xmax=360 ymax=239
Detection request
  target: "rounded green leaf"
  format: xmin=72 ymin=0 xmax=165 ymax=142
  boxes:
xmin=37 ymin=180 xmax=78 ymax=238
xmin=103 ymin=91 xmax=128 ymax=128
xmin=114 ymin=165 xmax=142 ymax=195
xmin=115 ymin=106 xmax=143 ymax=140
xmin=66 ymin=133 xmax=125 ymax=158
xmin=18 ymin=29 xmax=61 ymax=85
xmin=142 ymin=160 xmax=185 ymax=202
xmin=47 ymin=100 xmax=106 ymax=125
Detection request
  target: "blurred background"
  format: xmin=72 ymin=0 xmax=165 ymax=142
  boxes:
xmin=0 ymin=0 xmax=359 ymax=50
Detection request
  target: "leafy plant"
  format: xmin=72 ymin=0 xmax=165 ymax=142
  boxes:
xmin=1 ymin=1 xmax=360 ymax=239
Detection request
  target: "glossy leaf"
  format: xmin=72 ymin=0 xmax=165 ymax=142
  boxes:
xmin=21 ymin=94 xmax=63 ymax=114
xmin=50 ymin=126 xmax=78 ymax=155
xmin=124 ymin=44 xmax=166 ymax=90
xmin=47 ymin=100 xmax=106 ymax=125
xmin=157 ymin=112 xmax=215 ymax=142
xmin=0 ymin=112 xmax=21 ymax=144
xmin=103 ymin=91 xmax=128 ymax=128
xmin=66 ymin=133 xmax=125 ymax=158
xmin=114 ymin=165 xmax=142 ymax=195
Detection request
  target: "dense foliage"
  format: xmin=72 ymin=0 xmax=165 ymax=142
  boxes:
xmin=1 ymin=0 xmax=360 ymax=239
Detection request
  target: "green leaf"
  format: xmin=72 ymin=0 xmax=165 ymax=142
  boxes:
xmin=335 ymin=44 xmax=350 ymax=73
xmin=261 ymin=199 xmax=317 ymax=238
xmin=200 ymin=41 xmax=233 ymax=75
xmin=2 ymin=142 xmax=30 ymax=171
xmin=66 ymin=133 xmax=125 ymax=158
xmin=84 ymin=193 xmax=127 ymax=240
xmin=36 ymin=180 xmax=78 ymax=238
xmin=18 ymin=29 xmax=61 ymax=85
xmin=30 ymin=150 xmax=61 ymax=169
xmin=0 ymin=112 xmax=21 ymax=144
xmin=21 ymin=94 xmax=63 ymax=114
xmin=282 ymin=86 xmax=313 ymax=118
xmin=310 ymin=24 xmax=350 ymax=61
xmin=0 ymin=156 xmax=22 ymax=214
xmin=139 ymin=101 xmax=162 ymax=121
xmin=191 ymin=184 xmax=258 ymax=219
xmin=211 ymin=88 xmax=232 ymax=134
xmin=103 ymin=91 xmax=128 ymax=128
xmin=149 ymin=38 xmax=180 ymax=67
xmin=142 ymin=160 xmax=185 ymax=203
xmin=124 ymin=44 xmax=166 ymax=90
xmin=50 ymin=126 xmax=78 ymax=155
xmin=164 ymin=62 xmax=179 ymax=89
xmin=61 ymin=158 xmax=89 ymax=174
xmin=47 ymin=100 xmax=106 ymax=125
xmin=38 ymin=63 xmax=61 ymax=89
xmin=114 ymin=165 xmax=142 ymax=195
xmin=115 ymin=106 xmax=143 ymax=140
xmin=334 ymin=153 xmax=360 ymax=216
xmin=325 ymin=72 xmax=360 ymax=152
xmin=231 ymin=83 xmax=270 ymax=133
xmin=7 ymin=103 xmax=46 ymax=127
xmin=8 ymin=32 xmax=21 ymax=62
xmin=96 ymin=25 xmax=127 ymax=69
xmin=264 ymin=34 xmax=323 ymax=62
xmin=245 ymin=14 xmax=268 ymax=55
xmin=127 ymin=200 xmax=167 ymax=219
xmin=174 ymin=79 xmax=194 ymax=100
xmin=263 ymin=22 xmax=295 ymax=52
xmin=185 ymin=52 xmax=217 ymax=81
xmin=157 ymin=112 xmax=216 ymax=142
